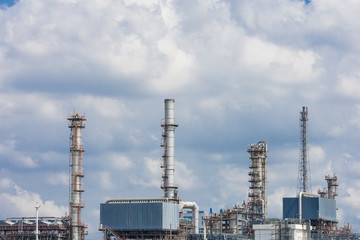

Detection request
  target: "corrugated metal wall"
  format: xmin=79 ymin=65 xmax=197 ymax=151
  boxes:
xmin=302 ymin=197 xmax=319 ymax=220
xmin=100 ymin=202 xmax=179 ymax=231
xmin=283 ymin=197 xmax=336 ymax=221
xmin=283 ymin=198 xmax=299 ymax=219
xmin=318 ymin=198 xmax=336 ymax=221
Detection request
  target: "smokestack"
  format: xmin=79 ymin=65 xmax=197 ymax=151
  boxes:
xmin=160 ymin=99 xmax=179 ymax=199
xmin=68 ymin=112 xmax=87 ymax=240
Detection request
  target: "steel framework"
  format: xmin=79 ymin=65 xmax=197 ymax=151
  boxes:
xmin=297 ymin=106 xmax=311 ymax=195
xmin=247 ymin=141 xmax=268 ymax=220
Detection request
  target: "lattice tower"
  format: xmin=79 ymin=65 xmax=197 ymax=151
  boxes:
xmin=297 ymin=106 xmax=312 ymax=195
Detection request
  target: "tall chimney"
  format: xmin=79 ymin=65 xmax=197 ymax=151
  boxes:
xmin=68 ymin=112 xmax=87 ymax=240
xmin=160 ymin=99 xmax=179 ymax=199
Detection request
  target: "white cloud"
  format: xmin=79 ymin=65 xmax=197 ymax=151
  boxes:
xmin=108 ymin=153 xmax=132 ymax=170
xmin=149 ymin=35 xmax=195 ymax=93
xmin=338 ymin=74 xmax=360 ymax=100
xmin=0 ymin=140 xmax=37 ymax=168
xmin=309 ymin=145 xmax=325 ymax=163
xmin=130 ymin=157 xmax=161 ymax=188
xmin=76 ymin=96 xmax=133 ymax=120
xmin=339 ymin=181 xmax=360 ymax=219
xmin=48 ymin=172 xmax=68 ymax=186
xmin=268 ymin=186 xmax=296 ymax=218
xmin=97 ymin=171 xmax=116 ymax=190
xmin=0 ymin=178 xmax=67 ymax=217
xmin=0 ymin=93 xmax=66 ymax=123
xmin=1 ymin=0 xmax=360 ymax=234
xmin=176 ymin=161 xmax=200 ymax=190
xmin=209 ymin=153 xmax=226 ymax=162
xmin=216 ymin=164 xmax=248 ymax=201
xmin=241 ymin=36 xmax=321 ymax=83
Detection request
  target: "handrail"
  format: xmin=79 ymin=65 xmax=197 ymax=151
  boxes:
xmin=105 ymin=226 xmax=122 ymax=240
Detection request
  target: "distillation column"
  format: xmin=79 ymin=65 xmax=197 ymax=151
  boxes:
xmin=298 ymin=106 xmax=311 ymax=194
xmin=68 ymin=113 xmax=87 ymax=240
xmin=325 ymin=174 xmax=338 ymax=200
xmin=160 ymin=99 xmax=179 ymax=199
xmin=247 ymin=141 xmax=268 ymax=220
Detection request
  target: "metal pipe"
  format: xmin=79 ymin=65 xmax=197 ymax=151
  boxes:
xmin=35 ymin=202 xmax=40 ymax=240
xmin=180 ymin=201 xmax=199 ymax=234
xmin=106 ymin=198 xmax=179 ymax=204
xmin=161 ymin=99 xmax=179 ymax=199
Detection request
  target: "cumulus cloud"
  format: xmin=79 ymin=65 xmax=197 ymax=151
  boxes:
xmin=0 ymin=178 xmax=67 ymax=217
xmin=176 ymin=161 xmax=200 ymax=190
xmin=0 ymin=140 xmax=37 ymax=168
xmin=108 ymin=152 xmax=133 ymax=170
xmin=1 ymin=0 xmax=360 ymax=234
xmin=216 ymin=164 xmax=248 ymax=201
xmin=309 ymin=145 xmax=325 ymax=163
xmin=268 ymin=186 xmax=296 ymax=218
xmin=130 ymin=157 xmax=161 ymax=188
xmin=97 ymin=171 xmax=116 ymax=190
xmin=48 ymin=172 xmax=68 ymax=186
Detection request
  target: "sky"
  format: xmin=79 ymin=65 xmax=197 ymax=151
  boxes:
xmin=0 ymin=0 xmax=360 ymax=238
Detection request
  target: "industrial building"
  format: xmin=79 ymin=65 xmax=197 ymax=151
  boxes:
xmin=0 ymin=113 xmax=87 ymax=240
xmin=99 ymin=99 xmax=200 ymax=239
xmin=1 ymin=101 xmax=360 ymax=240
xmin=0 ymin=217 xmax=70 ymax=240
xmin=98 ymin=103 xmax=360 ymax=240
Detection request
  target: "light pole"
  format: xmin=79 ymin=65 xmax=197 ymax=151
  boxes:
xmin=35 ymin=202 xmax=40 ymax=240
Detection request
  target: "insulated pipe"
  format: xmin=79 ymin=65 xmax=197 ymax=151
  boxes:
xmin=180 ymin=201 xmax=199 ymax=234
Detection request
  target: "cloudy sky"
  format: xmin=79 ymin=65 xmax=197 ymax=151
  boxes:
xmin=1 ymin=0 xmax=360 ymax=238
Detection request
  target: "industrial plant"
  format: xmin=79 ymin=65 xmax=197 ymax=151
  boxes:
xmin=0 ymin=113 xmax=87 ymax=240
xmin=1 ymin=100 xmax=359 ymax=240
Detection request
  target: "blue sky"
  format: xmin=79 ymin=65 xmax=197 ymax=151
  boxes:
xmin=1 ymin=0 xmax=360 ymax=239
xmin=0 ymin=0 xmax=16 ymax=7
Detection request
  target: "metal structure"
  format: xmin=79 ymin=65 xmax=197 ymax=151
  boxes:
xmin=160 ymin=99 xmax=179 ymax=199
xmin=284 ymin=175 xmax=339 ymax=236
xmin=68 ymin=113 xmax=87 ymax=240
xmin=297 ymin=106 xmax=311 ymax=195
xmin=0 ymin=217 xmax=70 ymax=240
xmin=247 ymin=141 xmax=268 ymax=220
xmin=325 ymin=174 xmax=338 ymax=200
xmin=34 ymin=202 xmax=40 ymax=240
xmin=99 ymin=198 xmax=179 ymax=239
xmin=180 ymin=202 xmax=200 ymax=234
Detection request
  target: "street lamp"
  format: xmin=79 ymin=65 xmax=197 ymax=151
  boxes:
xmin=34 ymin=202 xmax=40 ymax=240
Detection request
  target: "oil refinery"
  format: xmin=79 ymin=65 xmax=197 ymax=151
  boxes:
xmin=0 ymin=100 xmax=359 ymax=240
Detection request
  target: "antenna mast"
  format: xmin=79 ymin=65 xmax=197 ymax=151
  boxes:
xmin=297 ymin=106 xmax=311 ymax=194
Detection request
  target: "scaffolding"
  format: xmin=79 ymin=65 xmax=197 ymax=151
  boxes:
xmin=247 ymin=141 xmax=268 ymax=220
